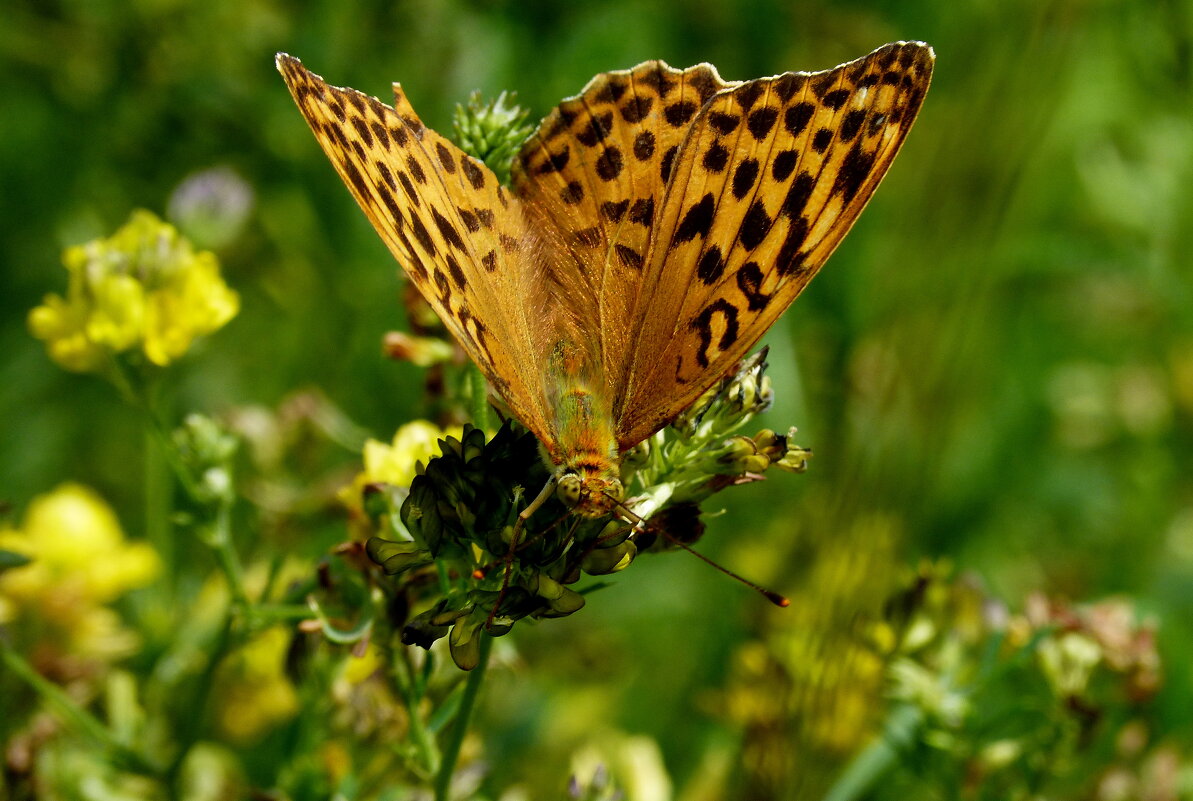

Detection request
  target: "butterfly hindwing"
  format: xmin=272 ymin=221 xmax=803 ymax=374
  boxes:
xmin=277 ymin=54 xmax=555 ymax=443
xmin=614 ymin=42 xmax=935 ymax=447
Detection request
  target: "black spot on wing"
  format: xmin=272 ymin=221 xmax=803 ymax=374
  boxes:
xmin=560 ymin=181 xmax=584 ymax=204
xmin=689 ymin=299 xmax=740 ymax=368
xmin=823 ymin=89 xmax=851 ymax=110
xmin=462 ymin=158 xmax=485 ymax=189
xmin=738 ymin=200 xmax=773 ymax=250
xmin=736 ymin=261 xmax=772 ymax=310
xmin=600 ymin=199 xmax=629 ymax=222
xmin=732 ymin=159 xmax=760 ymax=200
xmin=746 ymin=107 xmax=779 ymax=140
xmin=577 ymin=111 xmax=614 ymax=147
xmin=458 ymin=208 xmax=479 ymax=232
xmin=831 ymin=143 xmax=877 ymax=204
xmin=573 ymin=226 xmax=602 ymax=247
xmin=703 ymin=141 xmax=729 ymax=173
xmin=734 ymin=82 xmax=765 ymax=111
xmin=536 ymin=147 xmax=570 ymax=175
xmin=633 ymin=130 xmax=656 ymax=161
xmin=840 ymin=109 xmax=866 ymax=143
xmin=639 ymin=65 xmax=677 ymax=98
xmin=406 ymin=154 xmax=427 ymax=184
xmin=708 ymin=111 xmax=741 ymax=135
xmin=696 ymin=245 xmax=725 ymax=284
xmin=772 ymin=73 xmax=804 ymax=102
xmin=629 ymin=197 xmax=654 ymax=226
xmin=664 ymin=100 xmax=698 ymax=127
xmin=431 ymin=206 xmax=465 ymax=250
xmin=596 ymin=146 xmax=624 ymax=180
xmin=785 ymin=103 xmax=814 ymax=136
xmin=621 ymin=96 xmax=653 ymax=123
xmin=436 ymin=142 xmax=456 ymax=173
xmin=615 ymin=244 xmax=643 ymax=269
xmin=445 ymin=254 xmax=467 ymax=289
xmin=776 ymin=216 xmax=810 ymax=276
xmin=410 ymin=215 xmax=436 ymax=256
xmin=671 ymin=193 xmax=715 ymax=246
xmin=811 ymin=128 xmax=832 ymax=153
xmin=781 ymin=172 xmax=815 ymax=219
xmin=772 ymin=150 xmax=798 ymax=182
xmin=660 ymin=145 xmax=678 ymax=182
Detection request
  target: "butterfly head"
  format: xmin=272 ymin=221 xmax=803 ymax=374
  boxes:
xmin=556 ymin=468 xmax=624 ymax=518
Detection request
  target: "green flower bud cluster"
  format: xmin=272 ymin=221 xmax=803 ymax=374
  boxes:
xmin=621 ymin=349 xmax=811 ymax=547
xmin=451 ymin=92 xmax=535 ymax=186
xmin=172 ymin=413 xmax=239 ymax=506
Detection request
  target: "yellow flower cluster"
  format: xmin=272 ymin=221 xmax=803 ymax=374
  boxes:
xmin=27 ymin=210 xmax=239 ymax=372
xmin=0 ymin=484 xmax=160 ymax=662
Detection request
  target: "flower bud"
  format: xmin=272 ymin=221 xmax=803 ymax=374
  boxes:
xmin=582 ymin=541 xmax=637 ymax=575
xmin=382 ymin=331 xmax=456 ymax=367
xmin=365 ymin=537 xmax=432 ymax=576
xmin=449 ymin=616 xmax=484 ymax=670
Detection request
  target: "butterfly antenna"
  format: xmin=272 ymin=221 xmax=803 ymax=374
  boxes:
xmin=603 ymin=492 xmax=791 ymax=608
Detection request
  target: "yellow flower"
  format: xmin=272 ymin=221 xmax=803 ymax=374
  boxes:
xmin=339 ymin=421 xmax=464 ymax=512
xmin=216 ymin=626 xmax=299 ymax=742
xmin=341 ymin=642 xmax=382 ymax=684
xmin=0 ymin=483 xmax=161 ymax=662
xmin=27 ymin=209 xmax=239 ymax=373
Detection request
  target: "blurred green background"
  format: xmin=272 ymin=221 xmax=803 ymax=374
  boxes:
xmin=3 ymin=0 xmax=1192 ymax=797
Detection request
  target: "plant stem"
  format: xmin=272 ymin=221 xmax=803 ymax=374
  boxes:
xmin=145 ymin=425 xmax=175 ymax=591
xmin=205 ymin=499 xmax=250 ymax=611
xmin=822 ymin=703 xmax=924 ymax=801
xmin=395 ymin=650 xmax=439 ymax=778
xmin=433 ymin=634 xmax=492 ymax=801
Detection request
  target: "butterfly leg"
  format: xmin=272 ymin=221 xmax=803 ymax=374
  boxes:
xmin=486 ymin=474 xmax=558 ymax=631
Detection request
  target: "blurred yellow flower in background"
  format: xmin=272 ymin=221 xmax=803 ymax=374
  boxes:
xmin=0 ymin=483 xmax=160 ymax=667
xmin=27 ymin=209 xmax=239 ymax=373
xmin=215 ymin=626 xmax=299 ymax=743
xmin=339 ymin=420 xmax=464 ymax=513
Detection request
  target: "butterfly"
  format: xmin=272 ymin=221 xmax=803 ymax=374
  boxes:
xmin=278 ymin=43 xmax=933 ymax=519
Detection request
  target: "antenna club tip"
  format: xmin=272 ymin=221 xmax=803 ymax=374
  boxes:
xmin=764 ymin=591 xmax=791 ymax=608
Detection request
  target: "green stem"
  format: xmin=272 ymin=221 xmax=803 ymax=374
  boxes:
xmin=145 ymin=424 xmax=174 ymax=590
xmin=433 ymin=635 xmax=492 ymax=801
xmin=110 ymin=359 xmax=252 ymax=615
xmin=395 ymin=650 xmax=439 ymax=778
xmin=822 ymin=703 xmax=924 ymax=801
xmin=205 ymin=500 xmax=250 ymax=611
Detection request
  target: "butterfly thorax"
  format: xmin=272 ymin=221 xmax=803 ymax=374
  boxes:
xmin=545 ymin=341 xmax=624 ymax=518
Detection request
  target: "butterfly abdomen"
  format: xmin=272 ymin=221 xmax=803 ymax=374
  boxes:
xmin=545 ymin=342 xmax=623 ymax=516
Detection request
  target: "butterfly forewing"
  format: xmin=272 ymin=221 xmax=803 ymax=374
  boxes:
xmin=277 ymin=55 xmax=555 ymax=443
xmin=614 ymin=42 xmax=934 ymax=448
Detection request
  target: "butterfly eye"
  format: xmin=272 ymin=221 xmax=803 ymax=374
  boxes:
xmin=556 ymin=474 xmax=583 ymax=507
